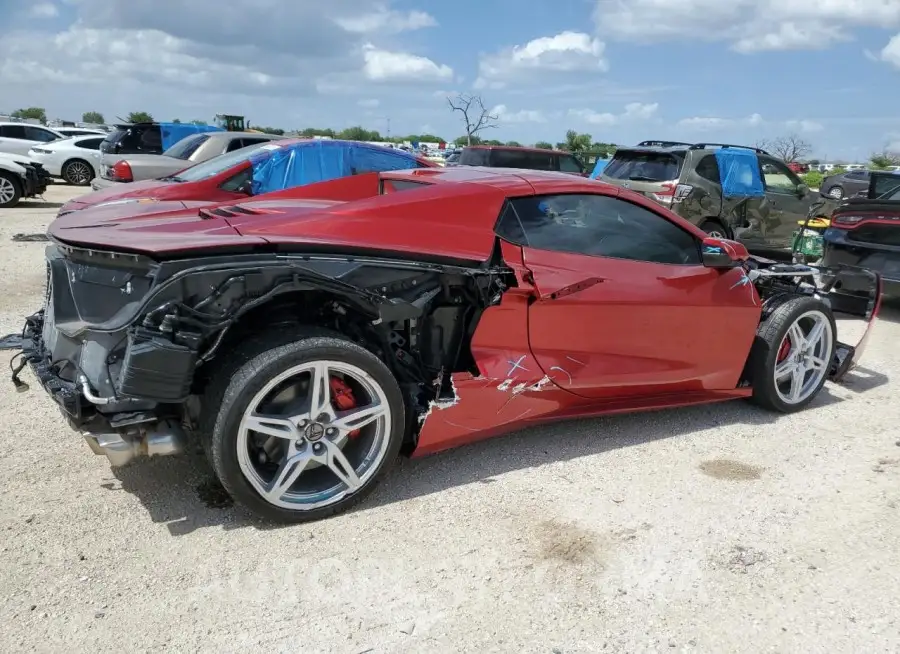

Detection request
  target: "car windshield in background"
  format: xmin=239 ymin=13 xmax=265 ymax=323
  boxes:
xmin=164 ymin=134 xmax=211 ymax=160
xmin=604 ymin=150 xmax=683 ymax=182
xmin=171 ymin=143 xmax=275 ymax=182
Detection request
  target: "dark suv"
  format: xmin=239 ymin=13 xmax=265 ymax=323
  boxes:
xmin=599 ymin=140 xmax=835 ymax=254
xmin=458 ymin=145 xmax=585 ymax=175
xmin=100 ymin=122 xmax=165 ymax=156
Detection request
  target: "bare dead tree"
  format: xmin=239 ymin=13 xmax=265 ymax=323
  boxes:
xmin=447 ymin=93 xmax=498 ymax=145
xmin=766 ymin=133 xmax=812 ymax=163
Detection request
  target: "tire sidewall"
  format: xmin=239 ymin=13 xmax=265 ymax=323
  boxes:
xmin=753 ymin=297 xmax=836 ymax=412
xmin=210 ymin=336 xmax=406 ymax=522
xmin=699 ymin=219 xmax=728 ymax=239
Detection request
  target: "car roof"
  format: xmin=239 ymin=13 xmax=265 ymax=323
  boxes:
xmin=381 ymin=165 xmax=616 ymax=195
xmin=465 ymin=144 xmax=572 ymax=155
xmin=204 ymin=131 xmax=284 ymax=141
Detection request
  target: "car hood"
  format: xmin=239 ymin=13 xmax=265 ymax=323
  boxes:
xmin=48 ymin=198 xmax=345 ymax=255
xmin=0 ymin=152 xmax=37 ymax=166
xmin=58 ymin=179 xmax=178 ymax=215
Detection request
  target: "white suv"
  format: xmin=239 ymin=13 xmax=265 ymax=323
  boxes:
xmin=0 ymin=121 xmax=64 ymax=156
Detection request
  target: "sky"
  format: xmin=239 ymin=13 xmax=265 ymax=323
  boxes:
xmin=2 ymin=0 xmax=900 ymax=161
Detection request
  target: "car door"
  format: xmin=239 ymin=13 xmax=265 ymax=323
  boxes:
xmin=759 ymin=156 xmax=810 ymax=249
xmin=495 ymin=192 xmax=761 ymax=400
xmin=0 ymin=124 xmax=32 ymax=155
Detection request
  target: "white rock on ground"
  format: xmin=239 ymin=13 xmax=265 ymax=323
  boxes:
xmin=0 ymin=184 xmax=898 ymax=653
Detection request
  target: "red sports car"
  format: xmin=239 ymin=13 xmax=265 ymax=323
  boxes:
xmin=16 ymin=167 xmax=881 ymax=522
xmin=56 ymin=138 xmax=435 ymax=217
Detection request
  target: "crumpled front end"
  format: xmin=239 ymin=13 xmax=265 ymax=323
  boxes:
xmin=16 ymin=244 xmax=190 ymax=466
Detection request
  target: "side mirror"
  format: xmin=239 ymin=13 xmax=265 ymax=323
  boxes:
xmin=701 ymin=237 xmax=749 ymax=269
xmin=797 ymin=183 xmax=809 ymax=198
xmin=236 ymin=180 xmax=253 ymax=196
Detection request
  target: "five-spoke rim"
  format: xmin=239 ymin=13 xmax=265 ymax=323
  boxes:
xmin=0 ymin=177 xmax=15 ymax=204
xmin=774 ymin=310 xmax=833 ymax=405
xmin=237 ymin=360 xmax=391 ymax=510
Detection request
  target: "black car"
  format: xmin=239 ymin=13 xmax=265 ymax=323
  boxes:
xmin=99 ymin=122 xmax=165 ymax=156
xmin=822 ymin=171 xmax=900 ymax=294
xmin=457 ymin=145 xmax=585 ymax=174
xmin=820 ymin=169 xmax=870 ymax=200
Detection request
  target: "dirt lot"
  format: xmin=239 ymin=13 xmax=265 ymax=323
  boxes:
xmin=1 ymin=184 xmax=899 ymax=653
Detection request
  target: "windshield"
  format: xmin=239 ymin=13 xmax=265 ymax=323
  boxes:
xmin=603 ymin=150 xmax=683 ymax=182
xmin=163 ymin=133 xmax=210 ymax=160
xmin=171 ymin=143 xmax=276 ymax=182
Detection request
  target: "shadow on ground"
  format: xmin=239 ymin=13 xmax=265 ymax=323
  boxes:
xmin=106 ymin=364 xmax=887 ymax=536
xmin=18 ymin=201 xmax=64 ymax=209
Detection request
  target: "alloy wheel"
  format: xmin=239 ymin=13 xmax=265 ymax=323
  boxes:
xmin=827 ymin=186 xmax=843 ymax=200
xmin=0 ymin=177 xmax=15 ymax=205
xmin=236 ymin=360 xmax=392 ymax=510
xmin=65 ymin=161 xmax=92 ymax=185
xmin=773 ymin=310 xmax=833 ymax=405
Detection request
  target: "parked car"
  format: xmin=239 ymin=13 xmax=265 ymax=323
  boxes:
xmin=93 ymin=131 xmax=285 ymax=190
xmin=15 ymin=166 xmax=880 ymax=522
xmin=787 ymin=162 xmax=809 ymax=174
xmin=27 ymin=134 xmax=105 ymax=186
xmin=819 ymin=169 xmax=871 ymax=200
xmin=0 ymin=152 xmax=51 ymax=208
xmin=58 ymin=139 xmax=437 ymax=216
xmin=599 ymin=141 xmax=836 ymax=254
xmin=56 ymin=128 xmax=107 ymax=138
xmin=99 ymin=121 xmax=222 ymax=158
xmin=0 ymin=122 xmax=64 ymax=156
xmin=458 ymin=145 xmax=585 ymax=174
xmin=822 ymin=171 xmax=900 ymax=295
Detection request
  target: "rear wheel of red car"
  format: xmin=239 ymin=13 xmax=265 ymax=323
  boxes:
xmin=0 ymin=171 xmax=22 ymax=208
xmin=202 ymin=329 xmax=406 ymax=523
xmin=748 ymin=296 xmax=836 ymax=413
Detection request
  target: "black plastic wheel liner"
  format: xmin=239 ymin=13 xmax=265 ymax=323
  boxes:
xmin=0 ymin=333 xmax=22 ymax=350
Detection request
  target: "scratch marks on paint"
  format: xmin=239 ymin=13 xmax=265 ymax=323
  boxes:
xmin=549 ymin=366 xmax=572 ymax=385
xmin=730 ymin=270 xmax=751 ymax=289
xmin=507 ymin=355 xmax=528 ymax=376
xmin=566 ymin=355 xmax=585 ymax=366
xmin=497 ymin=379 xmax=513 ymax=391
xmin=527 ymin=375 xmax=553 ymax=392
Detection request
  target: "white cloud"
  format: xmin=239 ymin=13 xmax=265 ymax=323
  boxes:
xmin=362 ymin=45 xmax=453 ymax=82
xmin=786 ymin=119 xmax=824 ymax=133
xmin=475 ymin=31 xmax=608 ymax=89
xmin=492 ymin=105 xmax=547 ymax=123
xmin=881 ymin=33 xmax=900 ymax=68
xmin=29 ymin=3 xmax=59 ymax=18
xmin=569 ymin=102 xmax=659 ymax=125
xmin=593 ymin=0 xmax=900 ymax=52
xmin=357 ymin=98 xmax=380 ymax=108
xmin=334 ymin=6 xmax=436 ymax=33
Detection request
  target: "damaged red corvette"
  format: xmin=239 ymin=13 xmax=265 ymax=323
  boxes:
xmin=15 ymin=166 xmax=882 ymax=522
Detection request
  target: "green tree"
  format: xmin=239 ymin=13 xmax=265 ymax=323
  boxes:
xmin=591 ymin=142 xmax=618 ymax=158
xmin=11 ymin=107 xmax=47 ymax=123
xmin=557 ymin=130 xmax=592 ymax=153
xmin=337 ymin=126 xmax=382 ymax=141
xmin=254 ymin=126 xmax=285 ymax=135
xmin=299 ymin=127 xmax=336 ymax=138
xmin=126 ymin=111 xmax=154 ymax=123
xmin=505 ymin=140 xmax=522 ymax=147
xmin=870 ymin=149 xmax=900 ymax=169
xmin=534 ymin=141 xmax=553 ymax=149
xmin=189 ymin=119 xmax=208 ymax=126
xmin=453 ymin=135 xmax=482 ymax=146
xmin=82 ymin=111 xmax=104 ymax=124
xmin=172 ymin=118 xmax=182 ymax=123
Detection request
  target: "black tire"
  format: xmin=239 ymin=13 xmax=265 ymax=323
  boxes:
xmin=200 ymin=328 xmax=406 ymax=523
xmin=747 ymin=295 xmax=836 ymax=413
xmin=62 ymin=159 xmax=94 ymax=186
xmin=699 ymin=219 xmax=729 ymax=239
xmin=0 ymin=171 xmax=22 ymax=208
xmin=826 ymin=186 xmax=843 ymax=200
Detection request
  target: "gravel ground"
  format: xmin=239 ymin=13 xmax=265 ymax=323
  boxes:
xmin=1 ymin=185 xmax=899 ymax=654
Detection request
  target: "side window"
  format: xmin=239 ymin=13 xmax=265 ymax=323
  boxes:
xmin=240 ymin=138 xmax=270 ymax=148
xmin=505 ymin=194 xmax=700 ymax=265
xmin=382 ymin=179 xmax=430 ymax=193
xmin=761 ymin=158 xmax=802 ymax=192
xmin=219 ymin=166 xmax=252 ymax=192
xmin=694 ymin=155 xmax=720 ymax=182
xmin=25 ymin=127 xmax=58 ymax=142
xmin=75 ymin=138 xmax=103 ymax=150
xmin=558 ymin=154 xmax=583 ymax=173
xmin=0 ymin=125 xmax=28 ymax=139
xmin=494 ymin=202 xmax=528 ymax=245
xmin=139 ymin=126 xmax=162 ymax=151
xmin=225 ymin=138 xmax=247 ymax=153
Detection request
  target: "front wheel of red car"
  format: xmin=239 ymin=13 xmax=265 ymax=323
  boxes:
xmin=748 ymin=296 xmax=836 ymax=413
xmin=202 ymin=330 xmax=406 ymax=523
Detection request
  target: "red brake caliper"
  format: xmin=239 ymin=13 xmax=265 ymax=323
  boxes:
xmin=329 ymin=377 xmax=360 ymax=438
xmin=777 ymin=336 xmax=792 ymax=363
